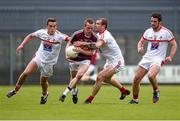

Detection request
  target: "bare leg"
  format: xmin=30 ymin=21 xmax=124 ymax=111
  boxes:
xmin=147 ymin=64 xmax=160 ymax=91
xmin=60 ymin=70 xmax=77 ymax=99
xmin=60 ymin=64 xmax=89 ymax=102
xmin=6 ymin=60 xmax=38 ymax=98
xmin=147 ymin=64 xmax=161 ymax=103
xmin=15 ymin=60 xmax=38 ymax=91
xmin=103 ymin=69 xmax=130 ymax=100
xmin=40 ymin=76 xmax=49 ymax=104
xmin=40 ymin=76 xmax=49 ymax=96
xmin=68 ymin=64 xmax=89 ymax=89
xmin=85 ymin=66 xmax=116 ymax=103
xmin=91 ymin=68 xmax=112 ymax=97
xmin=132 ymin=66 xmax=147 ymax=100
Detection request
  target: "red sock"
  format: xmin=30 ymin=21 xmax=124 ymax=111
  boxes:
xmin=133 ymin=95 xmax=138 ymax=99
xmin=120 ymin=87 xmax=126 ymax=94
xmin=15 ymin=84 xmax=21 ymax=92
xmin=87 ymin=96 xmax=94 ymax=102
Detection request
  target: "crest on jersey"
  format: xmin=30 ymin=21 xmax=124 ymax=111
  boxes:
xmin=151 ymin=42 xmax=159 ymax=50
xmin=43 ymin=42 xmax=52 ymax=52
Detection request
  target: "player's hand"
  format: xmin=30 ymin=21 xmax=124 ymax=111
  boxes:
xmin=73 ymin=41 xmax=84 ymax=47
xmin=16 ymin=45 xmax=23 ymax=55
xmin=66 ymin=57 xmax=76 ymax=63
xmin=74 ymin=47 xmax=83 ymax=53
xmin=138 ymin=47 xmax=144 ymax=55
xmin=162 ymin=56 xmax=172 ymax=65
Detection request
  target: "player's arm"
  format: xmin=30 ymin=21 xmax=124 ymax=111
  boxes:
xmin=56 ymin=30 xmax=70 ymax=42
xmin=163 ymin=39 xmax=177 ymax=64
xmin=83 ymin=39 xmax=105 ymax=49
xmin=16 ymin=33 xmax=36 ymax=55
xmin=137 ymin=37 xmax=145 ymax=55
xmin=73 ymin=39 xmax=105 ymax=49
xmin=66 ymin=36 xmax=71 ymax=42
xmin=73 ymin=41 xmax=89 ymax=47
xmin=74 ymin=47 xmax=94 ymax=56
xmin=95 ymin=39 xmax=105 ymax=49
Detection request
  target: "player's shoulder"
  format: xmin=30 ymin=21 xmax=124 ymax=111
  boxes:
xmin=73 ymin=29 xmax=83 ymax=36
xmin=103 ymin=30 xmax=113 ymax=38
xmin=33 ymin=29 xmax=47 ymax=37
xmin=56 ymin=30 xmax=62 ymax=34
xmin=55 ymin=30 xmax=66 ymax=36
xmin=104 ymin=30 xmax=112 ymax=35
xmin=161 ymin=26 xmax=173 ymax=35
xmin=35 ymin=28 xmax=46 ymax=33
xmin=145 ymin=27 xmax=152 ymax=33
xmin=143 ymin=27 xmax=153 ymax=36
xmin=92 ymin=31 xmax=98 ymax=39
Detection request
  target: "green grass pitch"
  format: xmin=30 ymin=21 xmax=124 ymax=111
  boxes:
xmin=0 ymin=85 xmax=180 ymax=120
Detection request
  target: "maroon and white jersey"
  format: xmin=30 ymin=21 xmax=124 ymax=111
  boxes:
xmin=70 ymin=29 xmax=98 ymax=61
xmin=34 ymin=29 xmax=68 ymax=64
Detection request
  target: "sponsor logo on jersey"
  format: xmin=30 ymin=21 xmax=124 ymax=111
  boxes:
xmin=151 ymin=42 xmax=159 ymax=50
xmin=43 ymin=42 xmax=52 ymax=52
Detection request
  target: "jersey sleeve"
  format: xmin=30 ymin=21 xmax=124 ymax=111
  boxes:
xmin=99 ymin=32 xmax=109 ymax=44
xmin=166 ymin=30 xmax=174 ymax=41
xmin=142 ymin=29 xmax=149 ymax=40
xmin=59 ymin=33 xmax=69 ymax=42
xmin=70 ymin=32 xmax=77 ymax=44
xmin=103 ymin=36 xmax=109 ymax=44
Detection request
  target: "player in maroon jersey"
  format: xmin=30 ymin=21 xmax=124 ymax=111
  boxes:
xmin=59 ymin=18 xmax=98 ymax=104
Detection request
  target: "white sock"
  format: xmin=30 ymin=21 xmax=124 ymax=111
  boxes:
xmin=72 ymin=88 xmax=78 ymax=95
xmin=133 ymin=99 xmax=139 ymax=102
xmin=63 ymin=87 xmax=71 ymax=96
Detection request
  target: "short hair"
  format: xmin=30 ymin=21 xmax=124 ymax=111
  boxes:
xmin=151 ymin=13 xmax=162 ymax=22
xmin=46 ymin=18 xmax=56 ymax=25
xmin=84 ymin=18 xmax=94 ymax=26
xmin=98 ymin=18 xmax=108 ymax=29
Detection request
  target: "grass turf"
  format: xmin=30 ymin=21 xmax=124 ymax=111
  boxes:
xmin=0 ymin=85 xmax=180 ymax=120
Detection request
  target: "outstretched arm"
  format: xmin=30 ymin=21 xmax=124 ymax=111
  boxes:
xmin=16 ymin=33 xmax=36 ymax=55
xmin=73 ymin=39 xmax=105 ymax=49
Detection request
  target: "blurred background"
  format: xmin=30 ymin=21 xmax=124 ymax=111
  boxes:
xmin=0 ymin=0 xmax=180 ymax=85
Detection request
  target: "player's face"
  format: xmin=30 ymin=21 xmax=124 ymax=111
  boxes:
xmin=150 ymin=17 xmax=160 ymax=31
xmin=47 ymin=22 xmax=57 ymax=35
xmin=95 ymin=20 xmax=102 ymax=32
xmin=84 ymin=22 xmax=94 ymax=36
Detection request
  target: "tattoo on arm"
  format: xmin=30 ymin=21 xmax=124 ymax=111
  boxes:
xmin=86 ymin=43 xmax=97 ymax=49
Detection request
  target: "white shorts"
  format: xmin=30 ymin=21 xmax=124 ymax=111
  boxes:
xmin=138 ymin=57 xmax=162 ymax=70
xmin=85 ymin=64 xmax=96 ymax=75
xmin=32 ymin=57 xmax=55 ymax=77
xmin=69 ymin=60 xmax=91 ymax=71
xmin=104 ymin=59 xmax=125 ymax=73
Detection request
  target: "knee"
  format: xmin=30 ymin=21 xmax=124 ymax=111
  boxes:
xmin=147 ymin=73 xmax=155 ymax=81
xmin=76 ymin=73 xmax=84 ymax=80
xmin=96 ymin=75 xmax=104 ymax=82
